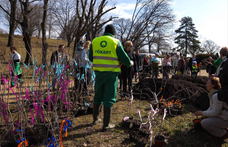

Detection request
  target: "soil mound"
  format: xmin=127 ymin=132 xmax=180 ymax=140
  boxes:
xmin=133 ymin=75 xmax=210 ymax=110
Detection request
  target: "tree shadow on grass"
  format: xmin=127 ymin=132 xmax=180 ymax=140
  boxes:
xmin=166 ymin=128 xmax=226 ymax=147
xmin=63 ymin=129 xmax=100 ymax=140
xmin=72 ymin=124 xmax=93 ymax=130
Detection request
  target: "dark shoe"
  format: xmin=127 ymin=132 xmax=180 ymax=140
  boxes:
xmin=101 ymin=107 xmax=115 ymax=131
xmin=91 ymin=104 xmax=101 ymax=125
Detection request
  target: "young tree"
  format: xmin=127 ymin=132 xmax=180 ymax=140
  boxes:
xmin=174 ymin=16 xmax=201 ymax=55
xmin=201 ymin=39 xmax=220 ymax=54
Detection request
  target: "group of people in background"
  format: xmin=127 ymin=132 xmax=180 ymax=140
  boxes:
xmin=50 ymin=41 xmax=93 ymax=96
xmin=172 ymin=54 xmax=200 ymax=77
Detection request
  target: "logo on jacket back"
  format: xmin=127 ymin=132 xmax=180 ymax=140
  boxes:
xmin=100 ymin=41 xmax=107 ymax=48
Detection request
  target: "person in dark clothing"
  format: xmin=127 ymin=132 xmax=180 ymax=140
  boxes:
xmin=215 ymin=53 xmax=219 ymax=60
xmin=134 ymin=50 xmax=142 ymax=82
xmin=50 ymin=45 xmax=69 ymax=91
xmin=151 ymin=52 xmax=160 ymax=78
xmin=218 ymin=47 xmax=228 ymax=87
xmin=205 ymin=59 xmax=217 ymax=77
xmin=121 ymin=41 xmax=134 ymax=100
xmin=217 ymin=47 xmax=228 ymax=139
xmin=177 ymin=56 xmax=185 ymax=75
xmin=143 ymin=54 xmax=148 ymax=70
xmin=188 ymin=54 xmax=201 ymax=75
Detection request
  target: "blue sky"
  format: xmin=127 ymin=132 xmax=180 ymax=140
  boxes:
xmin=112 ymin=0 xmax=228 ymax=48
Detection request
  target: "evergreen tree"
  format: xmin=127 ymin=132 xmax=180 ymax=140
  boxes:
xmin=174 ymin=16 xmax=201 ymax=55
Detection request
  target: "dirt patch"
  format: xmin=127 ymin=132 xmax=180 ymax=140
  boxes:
xmin=133 ymin=75 xmax=210 ymax=110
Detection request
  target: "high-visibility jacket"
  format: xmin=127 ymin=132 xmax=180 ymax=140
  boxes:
xmin=192 ymin=66 xmax=198 ymax=73
xmin=92 ymin=35 xmax=120 ymax=72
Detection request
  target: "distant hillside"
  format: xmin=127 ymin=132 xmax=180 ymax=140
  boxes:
xmin=0 ymin=33 xmax=74 ymax=63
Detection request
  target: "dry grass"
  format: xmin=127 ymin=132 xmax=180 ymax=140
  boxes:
xmin=0 ymin=33 xmax=74 ymax=75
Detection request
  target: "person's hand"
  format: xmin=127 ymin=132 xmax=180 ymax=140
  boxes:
xmin=130 ymin=60 xmax=134 ymax=66
xmin=195 ymin=111 xmax=202 ymax=116
xmin=210 ymin=74 xmax=215 ymax=77
xmin=135 ymin=72 xmax=138 ymax=76
xmin=200 ymin=116 xmax=206 ymax=121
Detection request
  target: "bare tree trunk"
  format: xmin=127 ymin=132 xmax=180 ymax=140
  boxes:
xmin=41 ymin=0 xmax=49 ymax=69
xmin=8 ymin=25 xmax=15 ymax=47
xmin=73 ymin=37 xmax=80 ymax=58
xmin=48 ymin=28 xmax=51 ymax=39
xmin=21 ymin=0 xmax=32 ymax=64
xmin=67 ymin=39 xmax=71 ymax=47
xmin=23 ymin=30 xmax=32 ymax=64
xmin=37 ymin=29 xmax=41 ymax=39
xmin=7 ymin=0 xmax=17 ymax=47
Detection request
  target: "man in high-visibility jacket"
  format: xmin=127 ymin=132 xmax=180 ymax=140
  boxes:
xmin=89 ymin=24 xmax=132 ymax=131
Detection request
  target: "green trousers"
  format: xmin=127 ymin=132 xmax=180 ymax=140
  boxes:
xmin=11 ymin=62 xmax=22 ymax=87
xmin=94 ymin=71 xmax=119 ymax=108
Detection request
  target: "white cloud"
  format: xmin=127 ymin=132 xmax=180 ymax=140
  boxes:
xmin=105 ymin=3 xmax=135 ymax=19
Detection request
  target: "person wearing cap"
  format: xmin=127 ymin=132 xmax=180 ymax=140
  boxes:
xmin=188 ymin=54 xmax=201 ymax=75
xmin=10 ymin=46 xmax=23 ymax=87
xmin=89 ymin=24 xmax=132 ymax=131
xmin=151 ymin=52 xmax=160 ymax=78
xmin=191 ymin=61 xmax=199 ymax=76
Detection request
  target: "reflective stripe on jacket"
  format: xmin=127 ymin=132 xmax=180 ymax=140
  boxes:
xmin=192 ymin=66 xmax=198 ymax=73
xmin=92 ymin=35 xmax=120 ymax=72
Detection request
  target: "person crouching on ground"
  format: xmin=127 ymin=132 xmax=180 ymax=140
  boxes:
xmin=195 ymin=77 xmax=228 ymax=139
xmin=10 ymin=46 xmax=23 ymax=87
xmin=89 ymin=24 xmax=132 ymax=131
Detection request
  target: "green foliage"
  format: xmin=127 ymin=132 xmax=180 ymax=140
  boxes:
xmin=175 ymin=17 xmax=201 ymax=55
